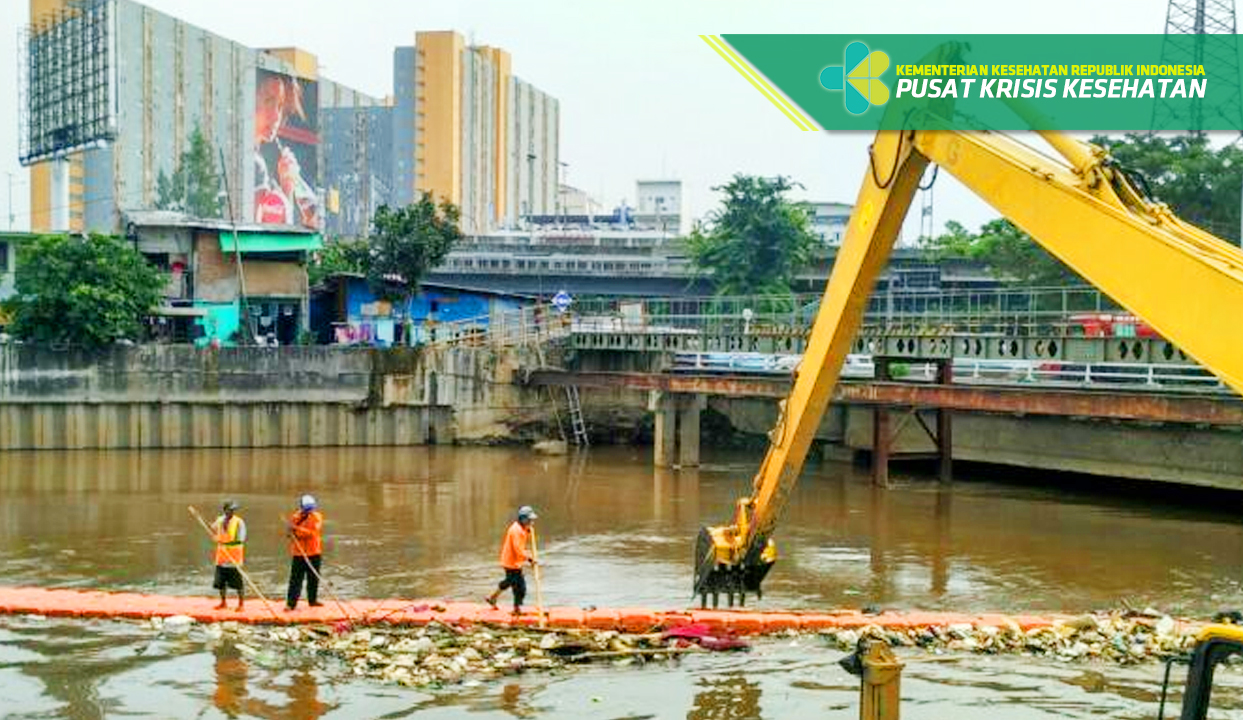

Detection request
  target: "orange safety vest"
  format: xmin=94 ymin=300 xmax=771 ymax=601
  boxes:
xmin=499 ymin=521 xmax=530 ymax=570
xmin=287 ymin=510 xmax=323 ymax=557
xmin=213 ymin=514 xmax=246 ymax=567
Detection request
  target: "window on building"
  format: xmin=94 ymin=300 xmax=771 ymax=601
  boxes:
xmin=0 ymin=243 xmax=8 ymax=272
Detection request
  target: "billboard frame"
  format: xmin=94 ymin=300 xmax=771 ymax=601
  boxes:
xmin=18 ymin=0 xmax=118 ymax=166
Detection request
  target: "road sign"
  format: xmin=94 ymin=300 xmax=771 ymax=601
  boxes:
xmin=552 ymin=290 xmax=573 ymax=312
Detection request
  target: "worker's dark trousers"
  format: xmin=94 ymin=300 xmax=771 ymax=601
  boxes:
xmin=286 ymin=555 xmax=321 ymax=607
xmin=498 ymin=568 xmax=526 ymax=609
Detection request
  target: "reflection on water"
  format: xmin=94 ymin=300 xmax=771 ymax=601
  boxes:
xmin=687 ymin=676 xmax=762 ymax=720
xmin=212 ymin=643 xmax=333 ymax=719
xmin=4 ymin=445 xmax=1243 ymax=718
xmin=8 ymin=611 xmax=1243 ymax=719
xmin=500 ymin=683 xmax=536 ymax=719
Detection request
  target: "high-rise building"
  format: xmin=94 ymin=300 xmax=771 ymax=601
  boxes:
xmin=22 ymin=2 xmax=558 ymax=238
xmin=392 ymin=32 xmax=559 ymax=233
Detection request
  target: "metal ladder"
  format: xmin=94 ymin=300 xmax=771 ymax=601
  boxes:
xmin=564 ymin=386 xmax=589 ymax=447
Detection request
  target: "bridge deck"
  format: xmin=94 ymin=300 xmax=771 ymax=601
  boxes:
xmin=527 ymin=371 xmax=1243 ymax=426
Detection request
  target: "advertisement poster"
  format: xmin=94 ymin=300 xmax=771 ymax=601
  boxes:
xmin=253 ymin=68 xmax=321 ymax=229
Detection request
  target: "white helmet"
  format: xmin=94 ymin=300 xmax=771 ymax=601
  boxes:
xmin=299 ymin=494 xmax=317 ymax=511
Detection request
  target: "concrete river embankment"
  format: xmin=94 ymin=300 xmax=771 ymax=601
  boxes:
xmin=0 ymin=344 xmax=555 ymax=449
xmin=5 ymin=343 xmax=1243 ymax=489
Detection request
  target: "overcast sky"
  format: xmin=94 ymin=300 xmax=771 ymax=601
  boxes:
xmin=0 ymin=0 xmax=1207 ymax=238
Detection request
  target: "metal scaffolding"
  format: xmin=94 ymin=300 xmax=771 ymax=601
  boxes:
xmin=18 ymin=0 xmax=117 ymax=166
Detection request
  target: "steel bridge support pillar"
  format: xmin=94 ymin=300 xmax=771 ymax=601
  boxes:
xmin=936 ymin=361 xmax=953 ymax=483
xmin=872 ymin=359 xmax=891 ymax=487
xmin=872 ymin=408 xmax=890 ymax=487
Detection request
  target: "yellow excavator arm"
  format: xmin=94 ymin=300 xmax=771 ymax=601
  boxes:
xmin=693 ymin=45 xmax=1243 ymax=607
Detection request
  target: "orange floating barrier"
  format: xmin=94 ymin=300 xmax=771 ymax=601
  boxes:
xmin=0 ymin=586 xmax=1074 ymax=635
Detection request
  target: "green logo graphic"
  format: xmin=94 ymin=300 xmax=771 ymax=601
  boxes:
xmin=819 ymin=41 xmax=891 ymax=114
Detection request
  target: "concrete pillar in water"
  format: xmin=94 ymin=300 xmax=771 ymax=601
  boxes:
xmin=678 ymin=394 xmax=703 ymax=468
xmin=650 ymin=391 xmax=677 ymax=468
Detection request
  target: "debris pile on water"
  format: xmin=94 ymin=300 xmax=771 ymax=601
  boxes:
xmin=141 ymin=608 xmax=1211 ymax=689
xmin=153 ymin=617 xmax=749 ymax=688
xmin=818 ymin=610 xmax=1200 ymax=664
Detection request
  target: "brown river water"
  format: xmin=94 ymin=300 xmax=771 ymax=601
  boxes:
xmin=3 ymin=446 xmax=1243 ymax=718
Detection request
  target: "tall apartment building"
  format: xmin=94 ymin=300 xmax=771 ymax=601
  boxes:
xmin=392 ymin=31 xmax=560 ymax=234
xmin=23 ymin=3 xmax=558 ymax=238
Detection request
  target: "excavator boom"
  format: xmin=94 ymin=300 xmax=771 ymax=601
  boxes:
xmin=694 ymin=49 xmax=1243 ymax=606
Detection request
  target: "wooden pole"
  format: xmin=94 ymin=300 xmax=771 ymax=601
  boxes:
xmin=531 ymin=526 xmax=546 ymax=628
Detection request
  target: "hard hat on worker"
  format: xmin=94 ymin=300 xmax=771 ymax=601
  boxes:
xmin=222 ymin=499 xmax=240 ymax=512
xmin=517 ymin=505 xmax=537 ymax=521
xmin=299 ymin=494 xmax=317 ymax=511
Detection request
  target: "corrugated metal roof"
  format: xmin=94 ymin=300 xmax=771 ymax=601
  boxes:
xmin=123 ymin=209 xmax=316 ymax=236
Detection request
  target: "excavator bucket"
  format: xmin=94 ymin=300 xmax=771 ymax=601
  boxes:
xmin=693 ymin=527 xmax=775 ymax=608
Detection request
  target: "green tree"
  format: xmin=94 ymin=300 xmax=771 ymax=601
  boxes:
xmin=921 ymin=218 xmax=1081 ymax=286
xmin=920 ymin=219 xmax=975 ymax=261
xmin=687 ymin=174 xmax=818 ymax=302
xmin=1092 ymin=133 xmax=1243 ymax=243
xmin=4 ymin=234 xmax=165 ymax=349
xmin=308 ymin=239 xmax=370 ymax=287
xmin=156 ymin=126 xmax=224 ymax=219
xmin=364 ymin=193 xmax=462 ymax=303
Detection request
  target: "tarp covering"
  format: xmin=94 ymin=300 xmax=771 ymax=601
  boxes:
xmin=219 ymin=232 xmax=323 ymax=253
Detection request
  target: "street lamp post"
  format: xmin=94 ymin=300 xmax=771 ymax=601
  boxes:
xmin=558 ymin=161 xmax=569 ymax=226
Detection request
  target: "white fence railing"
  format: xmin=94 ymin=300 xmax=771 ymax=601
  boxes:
xmin=670 ymin=352 xmax=1228 ymax=394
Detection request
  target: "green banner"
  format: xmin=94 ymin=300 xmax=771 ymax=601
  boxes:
xmin=721 ymin=35 xmax=1242 ymax=131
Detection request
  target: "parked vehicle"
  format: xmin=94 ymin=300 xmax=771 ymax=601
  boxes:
xmin=1067 ymin=312 xmax=1160 ymax=339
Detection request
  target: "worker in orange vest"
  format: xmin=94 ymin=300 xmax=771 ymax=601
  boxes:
xmin=285 ymin=494 xmax=324 ymax=610
xmin=211 ymin=500 xmax=247 ymax=610
xmin=485 ymin=505 xmax=537 ymax=615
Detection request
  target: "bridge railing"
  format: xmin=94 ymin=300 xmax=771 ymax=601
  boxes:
xmin=570 ymin=286 xmax=1120 ymax=336
xmin=668 ymin=351 xmax=1225 ymax=394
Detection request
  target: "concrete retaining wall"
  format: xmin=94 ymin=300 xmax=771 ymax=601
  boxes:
xmin=0 ymin=343 xmax=555 ymax=450
xmin=0 ymin=402 xmax=452 ymax=450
